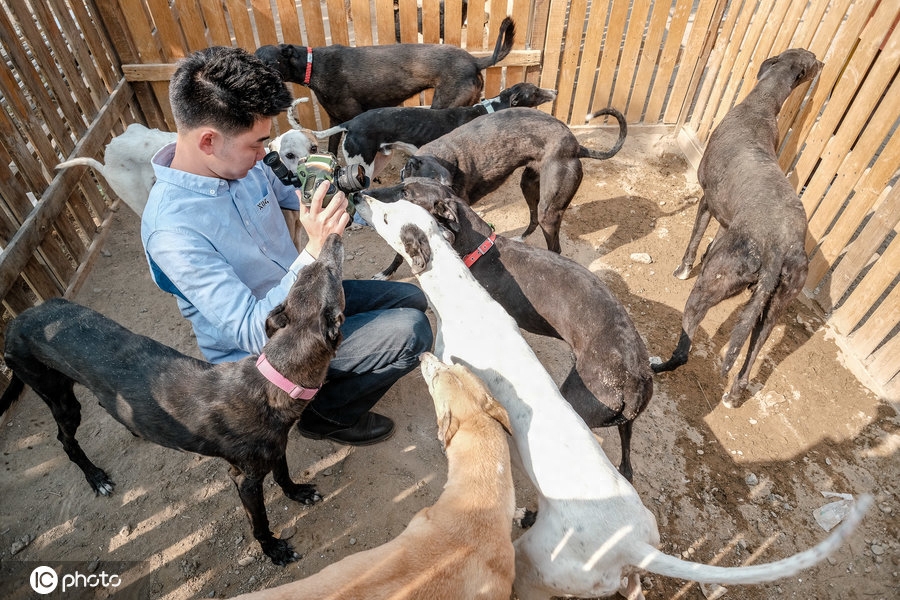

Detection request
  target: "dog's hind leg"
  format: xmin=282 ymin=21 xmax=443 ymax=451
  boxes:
xmin=537 ymin=159 xmax=582 ymax=253
xmin=228 ymin=463 xmax=300 ymax=565
xmin=722 ymin=258 xmax=806 ymax=408
xmin=653 ymin=236 xmax=760 ymax=374
xmin=673 ymin=195 xmax=714 ymax=279
xmin=516 ymin=166 xmax=542 ymax=244
xmin=617 ymin=421 xmax=635 ymax=483
xmin=271 ymin=453 xmax=322 ymax=505
xmin=12 ymin=367 xmax=116 ymax=495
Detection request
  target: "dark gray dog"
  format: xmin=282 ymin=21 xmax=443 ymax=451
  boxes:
xmin=255 ymin=17 xmax=515 ymax=154
xmin=310 ymin=82 xmax=558 ymax=181
xmin=652 ymin=48 xmax=824 ymax=407
xmin=398 ymin=106 xmax=627 ymax=257
xmin=362 ymin=180 xmax=653 ymax=481
xmin=0 ymin=234 xmax=346 ymax=565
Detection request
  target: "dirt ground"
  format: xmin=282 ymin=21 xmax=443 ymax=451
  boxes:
xmin=1 ymin=129 xmax=897 ymax=600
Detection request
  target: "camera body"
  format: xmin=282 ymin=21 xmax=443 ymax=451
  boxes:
xmin=263 ymin=150 xmax=368 ymax=217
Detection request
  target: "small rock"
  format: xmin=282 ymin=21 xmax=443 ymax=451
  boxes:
xmin=119 ymin=524 xmax=132 ymax=537
xmin=10 ymin=534 xmax=32 ymax=555
xmin=630 ymin=252 xmax=653 ymax=264
xmin=349 ymin=537 xmax=357 ymax=546
xmin=280 ymin=526 xmax=296 ymax=540
xmin=323 ymin=467 xmax=333 ymax=476
xmin=745 ymin=473 xmax=759 ymax=486
xmin=247 ymin=576 xmax=257 ymax=586
xmin=238 ymin=556 xmax=255 ymax=567
xmin=700 ymin=582 xmax=728 ymax=599
xmin=871 ymin=544 xmax=885 ymax=556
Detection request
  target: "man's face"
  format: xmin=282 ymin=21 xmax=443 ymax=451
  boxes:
xmin=208 ymin=117 xmax=273 ymax=180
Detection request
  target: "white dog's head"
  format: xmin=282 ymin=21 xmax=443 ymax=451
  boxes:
xmin=268 ymin=129 xmax=316 ymax=174
xmin=355 ymin=196 xmax=443 ymax=275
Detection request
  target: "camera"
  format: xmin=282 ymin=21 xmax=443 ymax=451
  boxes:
xmin=264 ymin=150 xmax=369 ymax=218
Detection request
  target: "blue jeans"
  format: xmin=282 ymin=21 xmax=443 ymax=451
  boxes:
xmin=302 ymin=279 xmax=433 ymax=426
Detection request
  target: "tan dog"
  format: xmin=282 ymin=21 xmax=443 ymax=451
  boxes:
xmin=232 ymin=351 xmax=516 ymax=600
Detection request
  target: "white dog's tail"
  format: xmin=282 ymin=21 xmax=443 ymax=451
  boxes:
xmin=56 ymin=156 xmax=106 ymax=174
xmin=627 ymin=494 xmax=870 ymax=585
xmin=309 ymin=125 xmax=347 ymax=139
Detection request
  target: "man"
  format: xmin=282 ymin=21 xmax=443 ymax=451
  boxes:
xmin=141 ymin=46 xmax=432 ymax=445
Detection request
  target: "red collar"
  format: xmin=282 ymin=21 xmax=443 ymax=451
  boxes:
xmin=463 ymin=233 xmax=497 ymax=267
xmin=256 ymin=353 xmax=319 ymax=400
xmin=304 ymin=47 xmax=313 ymax=85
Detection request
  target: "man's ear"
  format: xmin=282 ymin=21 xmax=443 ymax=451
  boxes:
xmin=198 ymin=129 xmax=218 ymax=156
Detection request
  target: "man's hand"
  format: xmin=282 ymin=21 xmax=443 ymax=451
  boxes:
xmin=298 ymin=181 xmax=350 ymax=258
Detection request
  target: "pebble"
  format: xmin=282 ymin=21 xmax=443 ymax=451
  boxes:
xmin=10 ymin=534 xmax=32 ymax=555
xmin=630 ymin=252 xmax=653 ymax=264
xmin=745 ymin=473 xmax=759 ymax=486
xmin=238 ymin=556 xmax=255 ymax=567
xmin=871 ymin=544 xmax=885 ymax=556
xmin=280 ymin=526 xmax=296 ymax=540
xmin=349 ymin=537 xmax=357 ymax=546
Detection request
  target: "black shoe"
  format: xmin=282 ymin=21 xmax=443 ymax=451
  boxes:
xmin=296 ymin=411 xmax=395 ymax=446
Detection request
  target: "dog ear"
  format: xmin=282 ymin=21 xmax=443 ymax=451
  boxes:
xmin=757 ymin=55 xmax=779 ymax=80
xmin=265 ymin=304 xmax=289 ymax=337
xmin=432 ymin=198 xmax=460 ymax=233
xmin=484 ymin=397 xmax=513 ymax=436
xmin=437 ymin=410 xmax=460 ymax=448
xmin=401 ymin=224 xmax=432 ymax=275
xmin=320 ymin=307 xmax=344 ymax=348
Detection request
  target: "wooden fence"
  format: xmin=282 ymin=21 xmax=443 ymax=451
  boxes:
xmin=0 ymin=0 xmax=897 ymax=397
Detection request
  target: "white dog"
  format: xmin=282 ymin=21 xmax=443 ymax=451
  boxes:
xmin=353 ymin=194 xmax=871 ymax=600
xmin=56 ymin=119 xmax=314 ymax=217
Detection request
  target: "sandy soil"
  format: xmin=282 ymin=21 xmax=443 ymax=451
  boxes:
xmin=1 ymin=130 xmax=897 ymax=600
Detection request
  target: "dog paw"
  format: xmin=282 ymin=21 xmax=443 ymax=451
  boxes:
xmin=261 ymin=538 xmax=301 ymax=566
xmin=286 ymin=483 xmax=322 ymax=505
xmin=673 ymin=264 xmax=692 ymax=279
xmin=88 ymin=471 xmax=115 ymax=496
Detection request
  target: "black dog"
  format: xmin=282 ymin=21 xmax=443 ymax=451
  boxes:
xmin=310 ymin=82 xmax=558 ymax=181
xmin=398 ymin=107 xmax=627 ymax=257
xmin=0 ymin=234 xmax=346 ymax=565
xmin=362 ymin=180 xmax=653 ymax=481
xmin=652 ymin=49 xmax=823 ymax=408
xmin=255 ymin=17 xmax=515 ymax=154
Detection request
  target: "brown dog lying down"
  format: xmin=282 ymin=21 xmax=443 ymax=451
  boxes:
xmin=365 ymin=179 xmax=653 ymax=482
xmin=0 ymin=234 xmax=346 ymax=565
xmin=231 ymin=352 xmax=516 ymax=600
xmin=652 ymin=49 xmax=824 ymax=407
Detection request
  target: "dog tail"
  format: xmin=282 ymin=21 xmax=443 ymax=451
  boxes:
xmin=0 ymin=373 xmax=26 ymax=416
xmin=627 ymin=494 xmax=871 ymax=585
xmin=580 ymin=108 xmax=627 ymax=160
xmin=476 ymin=17 xmax=515 ymax=70
xmin=309 ymin=125 xmax=347 ymax=139
xmin=56 ymin=156 xmax=106 ymax=174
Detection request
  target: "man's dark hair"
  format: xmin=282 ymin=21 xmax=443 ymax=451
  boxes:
xmin=169 ymin=46 xmax=294 ymax=135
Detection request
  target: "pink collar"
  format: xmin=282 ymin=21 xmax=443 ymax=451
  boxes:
xmin=256 ymin=353 xmax=319 ymax=400
xmin=304 ymin=47 xmax=313 ymax=85
xmin=463 ymin=233 xmax=497 ymax=267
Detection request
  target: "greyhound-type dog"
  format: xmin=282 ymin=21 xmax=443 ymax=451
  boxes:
xmin=230 ymin=352 xmax=515 ymax=600
xmin=310 ymin=82 xmax=557 ymax=181
xmin=255 ymin=17 xmax=515 ymax=154
xmin=0 ymin=234 xmax=346 ymax=565
xmin=352 ymin=195 xmax=870 ymax=600
xmin=55 ymin=124 xmax=314 ymax=218
xmin=652 ymin=49 xmax=824 ymax=408
xmin=365 ymin=178 xmax=652 ymax=482
xmin=396 ymin=106 xmax=627 ymax=257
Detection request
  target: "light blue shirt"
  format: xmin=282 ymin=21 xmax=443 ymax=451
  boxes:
xmin=141 ymin=142 xmax=315 ymax=363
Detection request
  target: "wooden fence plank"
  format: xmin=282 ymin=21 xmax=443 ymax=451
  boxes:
xmin=627 ymin=0 xmax=672 ymax=122
xmin=349 ymin=0 xmax=374 ymax=45
xmin=325 ymin=0 xmax=351 ymax=45
xmin=225 ymin=0 xmax=257 ymax=49
xmin=483 ymin=4 xmax=510 ymax=97
xmin=465 ymin=0 xmax=487 ymax=50
xmin=173 ymin=0 xmax=209 ymax=50
xmin=200 ymin=0 xmax=234 ymax=46
xmin=553 ymin=0 xmax=589 ymax=122
xmin=569 ymin=0 xmax=610 ymax=122
xmin=645 ymin=0 xmax=692 ymax=123
xmin=791 ymin=0 xmax=890 ymax=192
xmin=421 ymin=0 xmax=442 ymax=44
xmin=828 ymin=186 xmax=900 ymax=330
xmin=538 ymin=0 xmax=567 ymax=116
xmin=802 ymin=19 xmax=899 ymax=241
xmin=442 ymin=0 xmax=462 ymax=46
xmin=804 ymin=71 xmax=900 ymax=283
xmin=503 ymin=0 xmax=532 ymax=87
xmin=847 ymin=282 xmax=900 ymax=358
xmin=866 ymin=333 xmax=900 ymax=387
xmin=679 ymin=0 xmax=732 ymax=130
xmin=591 ymin=0 xmax=628 ymax=123
xmin=612 ymin=0 xmax=651 ymax=118
xmin=120 ymin=0 xmax=174 ymax=127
